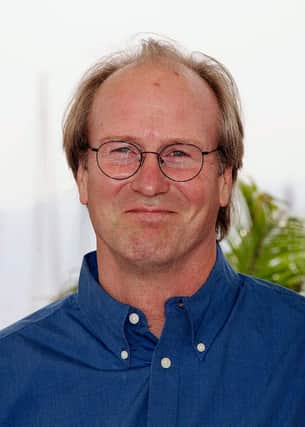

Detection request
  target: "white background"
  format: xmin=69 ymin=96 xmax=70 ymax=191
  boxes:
xmin=0 ymin=0 xmax=304 ymax=328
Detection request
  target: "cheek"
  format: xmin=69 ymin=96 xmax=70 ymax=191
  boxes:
xmin=179 ymin=174 xmax=218 ymax=206
xmin=86 ymin=172 xmax=128 ymax=215
xmin=86 ymin=179 xmax=119 ymax=237
xmin=178 ymin=175 xmax=224 ymax=228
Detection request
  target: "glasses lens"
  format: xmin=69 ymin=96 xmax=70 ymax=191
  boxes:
xmin=98 ymin=141 xmax=140 ymax=179
xmin=159 ymin=144 xmax=203 ymax=181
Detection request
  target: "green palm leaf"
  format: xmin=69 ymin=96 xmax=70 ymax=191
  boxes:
xmin=224 ymin=180 xmax=305 ymax=292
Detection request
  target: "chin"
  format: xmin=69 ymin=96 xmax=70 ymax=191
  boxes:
xmin=118 ymin=241 xmax=176 ymax=269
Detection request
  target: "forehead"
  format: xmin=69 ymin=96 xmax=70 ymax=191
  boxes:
xmin=88 ymin=62 xmax=219 ymax=143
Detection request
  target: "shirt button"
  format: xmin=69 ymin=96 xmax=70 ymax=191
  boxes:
xmin=121 ymin=350 xmax=129 ymax=360
xmin=196 ymin=342 xmax=206 ymax=353
xmin=177 ymin=299 xmax=184 ymax=308
xmin=129 ymin=312 xmax=140 ymax=325
xmin=161 ymin=357 xmax=172 ymax=369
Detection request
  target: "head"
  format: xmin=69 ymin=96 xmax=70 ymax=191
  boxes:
xmin=63 ymin=39 xmax=244 ymax=240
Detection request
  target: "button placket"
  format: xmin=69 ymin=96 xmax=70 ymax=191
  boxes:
xmin=147 ymin=298 xmax=191 ymax=427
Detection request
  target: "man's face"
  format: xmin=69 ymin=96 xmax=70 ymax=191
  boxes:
xmin=77 ymin=63 xmax=232 ymax=269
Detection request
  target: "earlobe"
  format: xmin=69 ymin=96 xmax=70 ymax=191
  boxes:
xmin=219 ymin=167 xmax=233 ymax=207
xmin=77 ymin=163 xmax=89 ymax=205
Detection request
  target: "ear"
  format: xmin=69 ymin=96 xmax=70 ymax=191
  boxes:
xmin=218 ymin=166 xmax=233 ymax=207
xmin=76 ymin=162 xmax=89 ymax=205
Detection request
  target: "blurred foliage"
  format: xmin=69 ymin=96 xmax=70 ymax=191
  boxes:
xmin=223 ymin=179 xmax=305 ymax=292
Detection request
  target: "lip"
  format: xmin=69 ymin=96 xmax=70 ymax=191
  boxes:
xmin=125 ymin=207 xmax=175 ymax=214
xmin=124 ymin=207 xmax=175 ymax=223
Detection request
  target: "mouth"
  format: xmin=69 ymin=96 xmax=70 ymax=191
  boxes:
xmin=124 ymin=207 xmax=175 ymax=222
xmin=126 ymin=207 xmax=174 ymax=213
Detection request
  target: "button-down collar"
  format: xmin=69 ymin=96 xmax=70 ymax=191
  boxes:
xmin=77 ymin=252 xmax=131 ymax=364
xmin=77 ymin=244 xmax=241 ymax=362
xmin=182 ymin=244 xmax=241 ymax=358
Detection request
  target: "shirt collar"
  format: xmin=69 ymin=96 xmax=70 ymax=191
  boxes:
xmin=77 ymin=244 xmax=242 ymax=358
xmin=77 ymin=252 xmax=130 ymax=359
xmin=182 ymin=244 xmax=242 ymax=357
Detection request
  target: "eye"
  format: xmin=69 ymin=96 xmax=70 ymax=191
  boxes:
xmin=104 ymin=142 xmax=139 ymax=158
xmin=110 ymin=146 xmax=132 ymax=154
xmin=168 ymin=149 xmax=189 ymax=157
xmin=162 ymin=145 xmax=192 ymax=160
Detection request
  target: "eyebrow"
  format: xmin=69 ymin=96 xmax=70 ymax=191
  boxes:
xmin=95 ymin=135 xmax=207 ymax=148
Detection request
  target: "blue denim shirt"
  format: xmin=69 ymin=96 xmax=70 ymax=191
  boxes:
xmin=1 ymin=246 xmax=305 ymax=426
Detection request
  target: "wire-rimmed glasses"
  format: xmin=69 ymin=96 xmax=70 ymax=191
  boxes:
xmin=87 ymin=141 xmax=220 ymax=182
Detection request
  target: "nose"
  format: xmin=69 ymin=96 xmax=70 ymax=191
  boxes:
xmin=130 ymin=152 xmax=170 ymax=196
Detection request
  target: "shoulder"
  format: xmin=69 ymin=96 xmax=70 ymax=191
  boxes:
xmin=0 ymin=293 xmax=77 ymax=346
xmin=0 ymin=293 xmax=82 ymax=395
xmin=237 ymin=273 xmax=305 ymax=331
xmin=0 ymin=294 xmax=82 ymax=419
xmin=240 ymin=273 xmax=305 ymax=307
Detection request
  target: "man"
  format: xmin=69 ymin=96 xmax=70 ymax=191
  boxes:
xmin=1 ymin=39 xmax=304 ymax=426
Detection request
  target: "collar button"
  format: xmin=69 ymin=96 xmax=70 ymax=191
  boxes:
xmin=121 ymin=350 xmax=129 ymax=360
xmin=129 ymin=312 xmax=140 ymax=325
xmin=177 ymin=299 xmax=184 ymax=309
xmin=161 ymin=357 xmax=172 ymax=369
xmin=196 ymin=342 xmax=206 ymax=353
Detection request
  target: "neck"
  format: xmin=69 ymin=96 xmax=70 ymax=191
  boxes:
xmin=96 ymin=242 xmax=217 ymax=338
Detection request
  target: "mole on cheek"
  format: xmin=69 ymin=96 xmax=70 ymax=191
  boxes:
xmin=152 ymin=81 xmax=160 ymax=87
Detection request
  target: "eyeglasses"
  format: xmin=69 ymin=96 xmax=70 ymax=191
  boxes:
xmin=87 ymin=141 xmax=220 ymax=182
